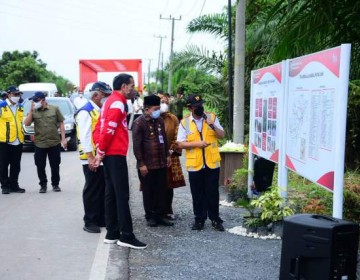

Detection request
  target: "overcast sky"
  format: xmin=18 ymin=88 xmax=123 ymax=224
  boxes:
xmin=0 ymin=0 xmax=227 ymax=86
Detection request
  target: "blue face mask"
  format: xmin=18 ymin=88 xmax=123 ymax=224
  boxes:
xmin=151 ymin=109 xmax=161 ymax=119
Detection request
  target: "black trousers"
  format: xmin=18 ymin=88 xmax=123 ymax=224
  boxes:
xmin=139 ymin=167 xmax=167 ymax=220
xmin=82 ymin=165 xmax=105 ymax=227
xmin=165 ymin=188 xmax=174 ymax=215
xmin=103 ymin=155 xmax=134 ymax=240
xmin=34 ymin=144 xmax=61 ymax=187
xmin=0 ymin=143 xmax=23 ymax=189
xmin=188 ymin=167 xmax=221 ymax=223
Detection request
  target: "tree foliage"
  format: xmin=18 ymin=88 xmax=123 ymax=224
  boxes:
xmin=263 ymin=0 xmax=360 ymax=170
xmin=0 ymin=50 xmax=73 ymax=95
xmin=187 ymin=12 xmax=229 ymax=40
xmin=266 ymin=0 xmax=360 ymax=78
xmin=170 ymin=0 xmax=360 ymax=169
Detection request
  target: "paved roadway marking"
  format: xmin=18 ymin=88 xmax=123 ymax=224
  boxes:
xmin=89 ymin=230 xmax=109 ymax=280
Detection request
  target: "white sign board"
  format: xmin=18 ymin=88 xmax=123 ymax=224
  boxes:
xmin=249 ymin=62 xmax=285 ymax=163
xmin=285 ymin=45 xmax=351 ymax=196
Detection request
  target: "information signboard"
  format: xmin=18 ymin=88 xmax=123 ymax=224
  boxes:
xmin=285 ymin=45 xmax=350 ymax=192
xmin=249 ymin=62 xmax=285 ymax=163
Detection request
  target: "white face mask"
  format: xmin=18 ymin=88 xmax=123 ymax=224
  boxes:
xmin=34 ymin=101 xmax=42 ymax=110
xmin=100 ymin=97 xmax=108 ymax=105
xmin=160 ymin=103 xmax=169 ymax=113
xmin=10 ymin=96 xmax=20 ymax=104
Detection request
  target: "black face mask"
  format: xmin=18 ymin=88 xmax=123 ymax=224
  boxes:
xmin=194 ymin=106 xmax=204 ymax=117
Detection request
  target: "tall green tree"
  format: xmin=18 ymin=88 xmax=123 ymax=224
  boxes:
xmin=263 ymin=0 xmax=360 ymax=169
xmin=173 ymin=1 xmax=272 ymax=138
xmin=0 ymin=51 xmax=48 ymax=89
xmin=266 ymin=0 xmax=360 ymax=76
xmin=0 ymin=50 xmax=73 ymax=95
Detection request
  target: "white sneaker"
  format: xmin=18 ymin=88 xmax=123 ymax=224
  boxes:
xmin=103 ymin=231 xmax=120 ymax=244
xmin=104 ymin=238 xmax=118 ymax=244
xmin=116 ymin=238 xmax=147 ymax=249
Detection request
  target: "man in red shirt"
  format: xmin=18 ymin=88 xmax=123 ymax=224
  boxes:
xmin=94 ymin=74 xmax=147 ymax=249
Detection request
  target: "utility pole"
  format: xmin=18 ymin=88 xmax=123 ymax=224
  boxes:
xmin=233 ymin=0 xmax=246 ymax=144
xmin=154 ymin=34 xmax=166 ymax=92
xmin=227 ymin=0 xmax=233 ymax=138
xmin=147 ymin=59 xmax=152 ymax=94
xmin=143 ymin=73 xmax=146 ymax=93
xmin=160 ymin=14 xmax=181 ymax=95
xmin=161 ymin=52 xmax=164 ymax=91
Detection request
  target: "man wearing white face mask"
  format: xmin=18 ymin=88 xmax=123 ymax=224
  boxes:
xmin=132 ymin=94 xmax=172 ymax=227
xmin=0 ymin=86 xmax=26 ymax=194
xmin=24 ymin=91 xmax=66 ymax=193
xmin=132 ymin=92 xmax=144 ymax=121
xmin=75 ymin=81 xmax=112 ymax=234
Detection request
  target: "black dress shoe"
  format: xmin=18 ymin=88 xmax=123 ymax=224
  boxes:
xmin=52 ymin=185 xmax=61 ymax=192
xmin=212 ymin=220 xmax=225 ymax=232
xmin=191 ymin=221 xmax=204 ymax=230
xmin=83 ymin=224 xmax=101 ymax=233
xmin=39 ymin=186 xmax=47 ymax=193
xmin=166 ymin=214 xmax=175 ymax=220
xmin=2 ymin=188 xmax=10 ymax=194
xmin=10 ymin=187 xmax=25 ymax=193
xmin=157 ymin=217 xmax=174 ymax=226
xmin=147 ymin=218 xmax=158 ymax=227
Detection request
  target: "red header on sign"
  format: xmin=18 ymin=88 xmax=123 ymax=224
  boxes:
xmin=289 ymin=47 xmax=341 ymax=78
xmin=253 ymin=63 xmax=282 ymax=84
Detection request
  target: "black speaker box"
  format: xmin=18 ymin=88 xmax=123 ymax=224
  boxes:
xmin=279 ymin=214 xmax=359 ymax=280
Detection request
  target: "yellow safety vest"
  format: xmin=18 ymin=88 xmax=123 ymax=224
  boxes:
xmin=0 ymin=101 xmax=24 ymax=143
xmin=75 ymin=102 xmax=99 ymax=160
xmin=181 ymin=113 xmax=221 ymax=171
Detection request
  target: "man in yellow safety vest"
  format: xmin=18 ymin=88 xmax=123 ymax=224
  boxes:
xmin=0 ymin=86 xmax=26 ymax=194
xmin=176 ymin=94 xmax=225 ymax=231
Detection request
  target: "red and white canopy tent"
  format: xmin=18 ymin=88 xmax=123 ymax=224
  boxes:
xmin=79 ymin=59 xmax=143 ymax=91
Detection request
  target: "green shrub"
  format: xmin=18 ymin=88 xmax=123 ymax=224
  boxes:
xmin=287 ymin=171 xmax=360 ymax=223
xmin=251 ymin=186 xmax=294 ymax=223
xmin=343 ymin=188 xmax=360 ymax=222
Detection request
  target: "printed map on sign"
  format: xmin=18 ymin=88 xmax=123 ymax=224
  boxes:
xmin=285 ymin=47 xmax=341 ymax=190
xmin=287 ymin=93 xmax=309 ymax=162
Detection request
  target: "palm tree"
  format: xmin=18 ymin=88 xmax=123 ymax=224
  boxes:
xmin=171 ymin=8 xmax=233 ymax=136
xmin=170 ymin=50 xmax=229 ymax=134
xmin=264 ymin=0 xmax=360 ymax=169
xmin=266 ymin=0 xmax=360 ymax=76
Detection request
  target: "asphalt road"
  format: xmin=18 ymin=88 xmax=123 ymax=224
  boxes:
xmin=0 ymin=141 xmax=282 ymax=280
xmin=0 ymin=149 xmax=103 ymax=280
xmin=3 ymin=139 xmax=357 ymax=279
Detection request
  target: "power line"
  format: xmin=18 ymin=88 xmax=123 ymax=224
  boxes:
xmin=184 ymin=0 xmax=207 ymax=47
xmin=174 ymin=0 xmax=184 ymax=13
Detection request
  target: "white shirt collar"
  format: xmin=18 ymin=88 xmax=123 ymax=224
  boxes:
xmin=6 ymin=98 xmax=14 ymax=107
xmin=189 ymin=113 xmax=204 ymax=123
xmin=89 ymin=100 xmax=100 ymax=111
